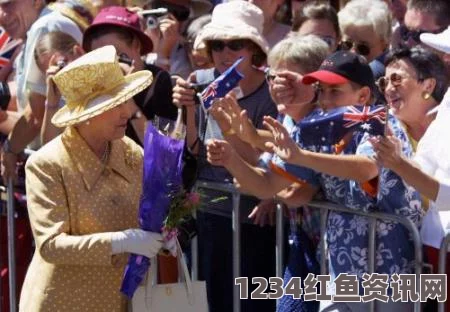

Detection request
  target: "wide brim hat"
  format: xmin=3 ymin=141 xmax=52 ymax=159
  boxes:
xmin=420 ymin=26 xmax=450 ymax=54
xmin=51 ymin=45 xmax=153 ymax=127
xmin=83 ymin=6 xmax=153 ymax=54
xmin=194 ymin=1 xmax=269 ymax=55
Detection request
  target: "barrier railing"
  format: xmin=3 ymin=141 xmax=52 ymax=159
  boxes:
xmin=308 ymin=201 xmax=423 ymax=312
xmin=0 ymin=179 xmax=17 ymax=312
xmin=438 ymin=231 xmax=450 ymax=312
xmin=192 ymin=180 xmax=425 ymax=312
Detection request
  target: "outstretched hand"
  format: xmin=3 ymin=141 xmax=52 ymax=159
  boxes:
xmin=263 ymin=116 xmax=302 ymax=164
xmin=206 ymin=139 xmax=234 ymax=167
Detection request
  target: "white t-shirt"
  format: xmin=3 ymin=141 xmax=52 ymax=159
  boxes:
xmin=415 ymin=87 xmax=450 ymax=249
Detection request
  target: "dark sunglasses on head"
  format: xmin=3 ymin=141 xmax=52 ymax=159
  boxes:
xmin=151 ymin=0 xmax=190 ymax=22
xmin=338 ymin=39 xmax=371 ymax=56
xmin=209 ymin=39 xmax=248 ymax=52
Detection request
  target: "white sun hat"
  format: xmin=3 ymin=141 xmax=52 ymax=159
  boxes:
xmin=193 ymin=0 xmax=269 ymax=55
xmin=420 ymin=26 xmax=450 ymax=54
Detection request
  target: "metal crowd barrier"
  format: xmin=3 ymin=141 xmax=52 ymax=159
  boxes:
xmin=438 ymin=231 xmax=450 ymax=312
xmin=308 ymin=201 xmax=423 ymax=312
xmin=0 ymin=178 xmax=17 ymax=312
xmin=192 ymin=180 xmax=427 ymax=312
xmin=1 ymin=148 xmax=34 ymax=312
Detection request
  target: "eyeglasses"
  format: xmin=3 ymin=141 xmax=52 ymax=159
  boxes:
xmin=399 ymin=25 xmax=447 ymax=44
xmin=338 ymin=40 xmax=371 ymax=56
xmin=209 ymin=40 xmax=248 ymax=52
xmin=376 ymin=72 xmax=417 ymax=93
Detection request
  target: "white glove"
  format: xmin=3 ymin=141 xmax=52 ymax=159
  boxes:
xmin=111 ymin=229 xmax=163 ymax=258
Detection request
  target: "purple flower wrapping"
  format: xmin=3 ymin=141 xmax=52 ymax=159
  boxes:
xmin=121 ymin=123 xmax=184 ymax=298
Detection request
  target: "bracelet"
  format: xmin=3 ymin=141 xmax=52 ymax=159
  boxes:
xmin=222 ymin=128 xmax=236 ymax=136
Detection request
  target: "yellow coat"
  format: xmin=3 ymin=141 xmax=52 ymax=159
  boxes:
xmin=19 ymin=127 xmax=143 ymax=312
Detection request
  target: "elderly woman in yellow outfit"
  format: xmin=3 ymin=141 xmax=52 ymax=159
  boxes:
xmin=19 ymin=45 xmax=163 ymax=312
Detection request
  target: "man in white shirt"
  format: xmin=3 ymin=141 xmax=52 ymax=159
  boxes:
xmin=0 ymin=0 xmax=82 ymax=182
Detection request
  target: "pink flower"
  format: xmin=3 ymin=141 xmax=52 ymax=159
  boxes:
xmin=187 ymin=192 xmax=201 ymax=205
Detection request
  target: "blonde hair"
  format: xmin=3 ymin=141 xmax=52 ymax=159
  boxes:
xmin=268 ymin=34 xmax=329 ymax=74
xmin=338 ymin=0 xmax=392 ymax=43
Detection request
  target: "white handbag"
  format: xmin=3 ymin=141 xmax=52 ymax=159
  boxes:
xmin=131 ymin=241 xmax=208 ymax=312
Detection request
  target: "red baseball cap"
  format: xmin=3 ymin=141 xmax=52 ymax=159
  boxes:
xmin=302 ymin=51 xmax=375 ymax=90
xmin=83 ymin=6 xmax=153 ymax=54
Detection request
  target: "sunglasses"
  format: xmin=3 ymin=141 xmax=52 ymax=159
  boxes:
xmin=399 ymin=25 xmax=447 ymax=44
xmin=209 ymin=40 xmax=248 ymax=52
xmin=338 ymin=40 xmax=371 ymax=56
xmin=376 ymin=72 xmax=417 ymax=93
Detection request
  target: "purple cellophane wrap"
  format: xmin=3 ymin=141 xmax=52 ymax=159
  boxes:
xmin=120 ymin=123 xmax=184 ymax=298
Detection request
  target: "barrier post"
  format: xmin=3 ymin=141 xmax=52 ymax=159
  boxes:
xmin=231 ymin=192 xmax=241 ymax=312
xmin=320 ymin=208 xmax=328 ymax=275
xmin=438 ymin=232 xmax=450 ymax=312
xmin=275 ymin=203 xmax=284 ymax=278
xmin=7 ymin=179 xmax=16 ymax=312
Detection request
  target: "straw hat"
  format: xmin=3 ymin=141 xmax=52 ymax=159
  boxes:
xmin=193 ymin=1 xmax=269 ymax=55
xmin=51 ymin=45 xmax=153 ymax=127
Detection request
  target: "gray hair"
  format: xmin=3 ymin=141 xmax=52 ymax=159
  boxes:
xmin=268 ymin=34 xmax=329 ymax=74
xmin=338 ymin=0 xmax=392 ymax=44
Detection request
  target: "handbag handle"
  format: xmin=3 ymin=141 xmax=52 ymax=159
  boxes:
xmin=146 ymin=239 xmax=195 ymax=305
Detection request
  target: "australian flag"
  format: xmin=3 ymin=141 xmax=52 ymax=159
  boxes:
xmin=200 ymin=57 xmax=244 ymax=110
xmin=299 ymin=104 xmax=387 ymax=147
xmin=0 ymin=27 xmax=21 ymax=69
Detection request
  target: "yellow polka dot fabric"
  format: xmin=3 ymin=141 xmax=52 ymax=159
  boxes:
xmin=19 ymin=127 xmax=143 ymax=312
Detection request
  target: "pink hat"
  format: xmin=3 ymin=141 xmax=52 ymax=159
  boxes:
xmin=83 ymin=6 xmax=153 ymax=54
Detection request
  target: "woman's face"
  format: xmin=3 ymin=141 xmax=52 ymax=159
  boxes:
xmin=36 ymin=48 xmax=82 ymax=73
xmin=297 ymin=18 xmax=338 ymax=52
xmin=209 ymin=39 xmax=256 ymax=76
xmin=88 ymin=100 xmax=136 ymax=141
xmin=384 ymin=59 xmax=435 ymax=125
xmin=267 ymin=60 xmax=314 ymax=118
xmin=89 ymin=32 xmax=141 ymax=64
xmin=341 ymin=24 xmax=387 ymax=63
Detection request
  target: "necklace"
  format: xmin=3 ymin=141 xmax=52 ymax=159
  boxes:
xmin=101 ymin=142 xmax=111 ymax=164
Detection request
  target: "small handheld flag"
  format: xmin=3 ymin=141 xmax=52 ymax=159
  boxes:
xmin=199 ymin=57 xmax=244 ymax=110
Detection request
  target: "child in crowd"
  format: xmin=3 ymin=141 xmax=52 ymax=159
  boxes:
xmin=207 ymin=51 xmax=423 ymax=312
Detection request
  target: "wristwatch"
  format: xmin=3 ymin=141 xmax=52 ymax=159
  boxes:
xmin=2 ymin=138 xmax=18 ymax=154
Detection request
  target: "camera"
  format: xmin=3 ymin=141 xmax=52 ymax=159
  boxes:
xmin=0 ymin=82 xmax=11 ymax=111
xmin=139 ymin=8 xmax=168 ymax=30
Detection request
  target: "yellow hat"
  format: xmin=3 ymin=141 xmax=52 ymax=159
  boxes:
xmin=51 ymin=45 xmax=153 ymax=127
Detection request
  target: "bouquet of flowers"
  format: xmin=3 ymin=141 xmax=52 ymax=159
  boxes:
xmin=121 ymin=117 xmax=186 ymax=298
xmin=161 ymin=189 xmax=201 ymax=256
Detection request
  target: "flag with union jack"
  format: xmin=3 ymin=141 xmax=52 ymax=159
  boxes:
xmin=200 ymin=57 xmax=244 ymax=110
xmin=0 ymin=27 xmax=21 ymax=69
xmin=299 ymin=104 xmax=387 ymax=147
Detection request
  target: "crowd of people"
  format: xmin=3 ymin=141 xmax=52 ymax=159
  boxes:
xmin=0 ymin=0 xmax=450 ymax=311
